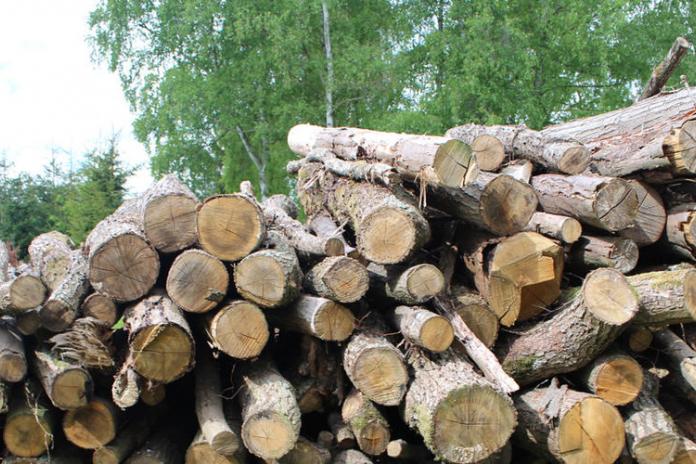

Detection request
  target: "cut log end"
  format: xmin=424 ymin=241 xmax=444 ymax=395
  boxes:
xmin=558 ymin=144 xmax=591 ymax=174
xmin=594 ymin=357 xmax=644 ymax=406
xmin=419 ymin=314 xmax=454 ymax=353
xmin=50 ymin=368 xmax=92 ymax=409
xmin=7 ymin=275 xmax=46 ymax=310
xmin=0 ymin=353 xmax=26 ymax=383
xmin=403 ymin=264 xmax=445 ymax=303
xmin=63 ymin=398 xmax=117 ymax=449
xmin=664 ymin=119 xmax=696 ymax=174
xmin=627 ymin=327 xmax=654 ymax=353
xmin=480 ymin=175 xmax=538 ymax=236
xmin=351 ymin=346 xmax=408 ymax=406
xmin=234 ymin=255 xmax=290 ymax=308
xmin=242 ymin=411 xmax=297 ymax=459
xmin=131 ymin=325 xmax=194 ymax=383
xmin=632 ymin=432 xmax=681 ymax=464
xmin=209 ymin=301 xmax=269 ymax=359
xmin=560 ymin=218 xmax=583 ymax=243
xmin=324 ymin=236 xmax=346 ymax=256
xmin=40 ymin=300 xmax=76 ymax=332
xmin=197 ymin=194 xmax=265 ymax=262
xmin=4 ymin=415 xmax=52 ymax=458
xmin=311 ymin=300 xmax=356 ymax=341
xmin=358 ymin=207 xmax=419 ymax=264
xmin=433 ymin=139 xmax=477 ymax=187
xmin=166 ymin=250 xmax=229 ymax=313
xmin=314 ymin=256 xmax=369 ymax=303
xmin=81 ymin=293 xmax=118 ymax=327
xmin=471 ymin=134 xmax=505 ymax=172
xmin=454 ymin=303 xmax=499 ymax=349
xmin=584 ymin=268 xmax=639 ymax=325
xmin=143 ymin=194 xmax=198 ymax=253
xmin=594 ymin=179 xmax=640 ymax=232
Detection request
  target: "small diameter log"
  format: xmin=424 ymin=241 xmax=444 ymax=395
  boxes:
xmin=387 ymin=439 xmax=431 ymax=462
xmin=308 ymin=210 xmax=354 ymax=255
xmin=624 ymin=372 xmax=681 ymax=464
xmin=627 ymin=326 xmax=655 ymax=353
xmin=185 ymin=430 xmax=247 ymax=464
xmin=498 ymin=268 xmax=638 ymax=386
xmin=237 ymin=363 xmax=301 ymax=460
xmin=620 ymin=181 xmax=666 ymax=247
xmin=0 ymin=323 xmax=26 ymax=382
xmin=450 ymin=288 xmax=499 ymax=348
xmin=329 ymin=412 xmax=356 ymax=450
xmin=576 ymin=350 xmax=644 ymax=406
xmin=233 ymin=231 xmax=302 ymax=308
xmin=93 ymin=408 xmax=159 ymax=464
xmin=141 ymin=174 xmax=199 ymax=253
xmin=28 ymin=231 xmax=74 ymax=291
xmin=333 ymin=450 xmax=373 ymax=464
xmin=569 ymin=235 xmax=639 ymax=274
xmin=280 ymin=436 xmax=332 ymax=464
xmin=383 ymin=263 xmax=445 ymax=305
xmin=639 ymin=37 xmax=691 ymax=100
xmin=124 ymin=291 xmax=195 ymax=384
xmin=195 ymin=346 xmax=240 ymax=456
xmin=500 ymin=159 xmax=533 ymax=183
xmin=317 ymin=431 xmax=334 ymax=450
xmin=86 ymin=199 xmax=159 ymax=302
xmin=40 ymin=250 xmax=90 ymax=332
xmin=81 ymin=293 xmax=118 ymax=327
xmin=627 ymin=267 xmax=696 ymax=326
xmin=166 ymin=249 xmax=229 ymax=313
xmin=391 ymin=305 xmax=453 ymax=352
xmin=206 ymin=300 xmax=268 ymax=359
xmin=34 ymin=349 xmax=92 ymax=410
xmin=111 ymin=364 xmax=140 ymax=410
xmin=446 ymin=123 xmax=590 ymax=174
xmin=0 ymin=267 xmax=47 ymax=312
xmin=304 ymin=256 xmax=369 ymax=303
xmin=471 ymin=134 xmax=505 ymax=171
xmin=197 ymin=193 xmax=265 ymax=262
xmin=269 ymin=294 xmax=355 ymax=342
xmin=664 ymin=203 xmax=696 ymax=259
xmin=654 ymin=329 xmax=696 ymax=393
xmin=404 ymin=350 xmax=516 ymax=463
xmin=3 ymin=382 xmax=55 ymax=458
xmin=523 ymin=212 xmax=582 ymax=244
xmin=63 ymin=397 xmax=119 ymax=449
xmin=341 ymin=389 xmax=390 ymax=456
xmin=126 ymin=419 xmax=193 ymax=464
xmin=664 ymin=119 xmax=696 ymax=175
xmin=297 ymin=162 xmax=430 ymax=264
xmin=514 ymin=378 xmax=625 ymax=464
xmin=531 ymin=174 xmax=639 ymax=232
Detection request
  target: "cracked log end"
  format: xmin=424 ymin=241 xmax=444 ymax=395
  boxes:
xmin=480 ymin=175 xmax=538 ymax=236
xmin=592 ymin=355 xmax=644 ymax=406
xmin=6 ymin=275 xmax=46 ymax=310
xmin=131 ymin=325 xmax=194 ymax=383
xmin=144 ymin=194 xmax=198 ymax=253
xmin=593 ymin=178 xmax=640 ymax=232
xmin=63 ymin=397 xmax=118 ymax=449
xmin=558 ymin=144 xmax=591 ymax=174
xmin=471 ymin=134 xmax=505 ymax=172
xmin=584 ymin=268 xmax=639 ymax=325
xmin=358 ymin=207 xmax=420 ymax=264
xmin=433 ymin=139 xmax=479 ymax=186
xmin=166 ymin=249 xmax=229 ymax=314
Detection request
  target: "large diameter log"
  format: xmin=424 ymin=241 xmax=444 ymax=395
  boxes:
xmin=185 ymin=430 xmax=247 ymax=464
xmin=568 ymin=235 xmax=639 ymax=274
xmin=234 ymin=231 xmax=302 ymax=308
xmin=627 ymin=267 xmax=696 ymax=326
xmin=304 ymin=256 xmax=369 ymax=303
xmin=403 ymin=350 xmax=516 ymax=463
xmin=498 ymin=268 xmax=638 ymax=386
xmin=576 ymin=349 xmax=644 ymax=406
xmin=81 ymin=293 xmax=118 ymax=327
xmin=124 ymin=291 xmax=195 ymax=383
xmin=446 ymin=123 xmax=590 ymax=174
xmin=197 ymin=193 xmax=265 ymax=262
xmin=166 ymin=249 xmax=228 ymax=313
xmin=531 ymin=174 xmax=638 ymax=232
xmin=141 ymin=174 xmax=198 ymax=253
xmin=269 ymin=294 xmax=355 ymax=342
xmin=40 ymin=250 xmax=90 ymax=332
xmin=207 ymin=300 xmax=268 ymax=359
xmin=0 ymin=323 xmax=26 ymax=382
xmin=86 ymin=199 xmax=159 ymax=302
xmin=279 ymin=436 xmax=331 ymax=464
xmin=654 ymin=329 xmax=696 ymax=393
xmin=620 ymin=181 xmax=666 ymax=247
xmin=63 ymin=397 xmax=119 ymax=449
xmin=391 ymin=305 xmax=453 ymax=352
xmin=3 ymin=382 xmax=55 ymax=458
xmin=523 ymin=212 xmax=582 ymax=243
xmin=34 ymin=349 xmax=92 ymax=410
xmin=28 ymin=231 xmax=74 ymax=291
xmin=0 ymin=268 xmax=47 ymax=312
xmin=237 ymin=363 xmax=301 ymax=460
xmin=93 ymin=407 xmax=159 ymax=464
xmin=341 ymin=389 xmax=390 ymax=456
xmin=297 ymin=162 xmax=430 ymax=264
xmin=514 ymin=378 xmax=625 ymax=464
xmin=664 ymin=203 xmax=696 ymax=259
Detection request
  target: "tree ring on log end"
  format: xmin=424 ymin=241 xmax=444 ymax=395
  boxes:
xmin=313 ymin=301 xmax=356 ymax=341
xmin=406 ymin=264 xmax=445 ymax=302
xmin=242 ymin=411 xmax=297 ymax=459
xmin=633 ymin=431 xmax=680 ymax=464
xmin=432 ymin=385 xmax=516 ymax=463
xmin=595 ymin=357 xmax=643 ymax=406
xmin=583 ymin=268 xmax=638 ymax=325
xmin=593 ymin=179 xmax=639 ymax=232
xmin=0 ymin=353 xmax=26 ymax=382
xmin=558 ymin=397 xmax=624 ymax=464
xmin=166 ymin=250 xmax=229 ymax=313
xmin=612 ymin=238 xmax=640 ymax=274
xmin=131 ymin=325 xmax=193 ymax=383
xmin=471 ymin=135 xmax=505 ymax=172
xmin=235 ymin=255 xmax=286 ymax=307
xmin=52 ymin=368 xmax=92 ymax=409
xmin=4 ymin=414 xmax=52 ymax=457
xmin=433 ymin=139 xmax=477 ymax=187
xmin=212 ymin=301 xmax=269 ymax=359
xmin=41 ymin=300 xmax=77 ymax=332
xmin=10 ymin=275 xmax=46 ymax=310
xmin=321 ymin=257 xmax=369 ymax=303
xmin=352 ymin=347 xmax=408 ymax=405
xmin=359 ymin=207 xmax=416 ymax=264
xmin=144 ymin=194 xmax=198 ymax=253
xmin=558 ymin=145 xmax=591 ymax=174
xmin=420 ymin=315 xmax=454 ymax=352
xmin=63 ymin=399 xmax=117 ymax=449
xmin=561 ymin=218 xmax=583 ymax=243
xmin=480 ymin=175 xmax=538 ymax=236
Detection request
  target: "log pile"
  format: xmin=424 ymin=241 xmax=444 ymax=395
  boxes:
xmin=2 ymin=88 xmax=696 ymax=463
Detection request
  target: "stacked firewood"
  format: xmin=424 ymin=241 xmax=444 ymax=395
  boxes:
xmin=2 ymin=88 xmax=696 ymax=464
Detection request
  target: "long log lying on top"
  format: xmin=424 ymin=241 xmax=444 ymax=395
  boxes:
xmin=28 ymin=231 xmax=73 ymax=292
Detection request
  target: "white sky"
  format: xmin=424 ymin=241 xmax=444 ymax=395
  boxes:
xmin=0 ymin=1 xmax=153 ymax=194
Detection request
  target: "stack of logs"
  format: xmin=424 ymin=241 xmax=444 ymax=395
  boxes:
xmin=2 ymin=88 xmax=696 ymax=464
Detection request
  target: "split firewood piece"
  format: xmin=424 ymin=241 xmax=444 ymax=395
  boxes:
xmin=620 ymin=181 xmax=666 ymax=247
xmin=387 ymin=439 xmax=431 ymax=462
xmin=446 ymin=123 xmax=590 ymax=174
xmin=304 ymin=256 xmax=369 ymax=303
xmin=500 ymin=159 xmax=533 ymax=182
xmin=195 ymin=345 xmax=240 ymax=455
xmin=206 ymin=300 xmax=269 ymax=359
xmin=14 ymin=307 xmax=41 ymax=336
xmin=0 ymin=380 xmax=8 ymax=414
xmin=234 ymin=231 xmax=303 ymax=308
xmin=664 ymin=203 xmax=696 ymax=259
xmin=0 ymin=323 xmax=26 ymax=382
xmin=126 ymin=417 xmax=194 ymax=464
xmin=269 ymin=294 xmax=355 ymax=342
xmin=664 ymin=119 xmax=696 ymax=175
xmin=237 ymin=363 xmax=301 ymax=460
xmin=3 ymin=381 xmax=55 ymax=458
xmin=627 ymin=267 xmax=696 ymax=326
xmin=63 ymin=397 xmax=119 ymax=449
xmin=196 ymin=193 xmax=266 ymax=262
xmin=460 ymin=231 xmax=564 ymax=327
xmin=532 ymin=173 xmax=639 ymax=232
xmin=575 ymin=349 xmax=644 ymax=406
xmin=390 ymin=305 xmax=453 ymax=352
xmin=297 ymin=162 xmax=430 ymax=264
xmin=522 ymin=211 xmax=582 ymax=243
xmin=124 ymin=291 xmax=195 ymax=384
xmin=333 ymin=449 xmax=373 ymax=464
xmin=639 ymin=37 xmax=691 ymax=100
xmin=81 ymin=293 xmax=118 ymax=327
xmin=498 ymin=268 xmax=638 ymax=386
xmin=448 ymin=288 xmax=499 ymax=348
xmin=28 ymin=231 xmax=74 ymax=291
xmin=514 ymin=378 xmax=625 ymax=464
xmin=86 ymin=199 xmax=159 ymax=302
xmin=40 ymin=250 xmax=90 ymax=332
xmin=654 ymin=329 xmax=696 ymax=393
xmin=568 ymin=235 xmax=639 ymax=274
xmin=34 ymin=348 xmax=92 ymax=410
xmin=367 ymin=262 xmax=445 ymax=305
xmin=93 ymin=406 xmax=159 ymax=464
xmin=111 ymin=364 xmax=140 ymax=410
xmin=185 ymin=429 xmax=247 ymax=464
xmin=626 ymin=326 xmax=654 ymax=353
xmin=343 ymin=319 xmax=409 ymax=406
xmin=329 ymin=412 xmax=356 ymax=450
xmin=288 ymin=123 xmax=478 ymax=188
xmin=280 ymin=436 xmax=332 ymax=464
xmin=624 ymin=372 xmax=682 ymax=464
xmin=0 ymin=265 xmax=47 ymax=313
xmin=166 ymin=249 xmax=229 ymax=313
xmin=341 ymin=389 xmax=390 ymax=456
xmin=404 ymin=349 xmax=516 ymax=464
xmin=140 ymin=174 xmax=199 ymax=253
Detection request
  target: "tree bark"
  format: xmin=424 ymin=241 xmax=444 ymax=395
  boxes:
xmin=63 ymin=397 xmax=119 ymax=449
xmin=391 ymin=305 xmax=453 ymax=352
xmin=206 ymin=300 xmax=268 ymax=360
xmin=34 ymin=348 xmax=92 ymax=410
xmin=185 ymin=429 xmax=247 ymax=464
xmin=165 ymin=249 xmax=229 ymax=314
xmin=639 ymin=37 xmax=691 ymax=100
xmin=0 ymin=323 xmax=26 ymax=382
xmin=627 ymin=267 xmax=696 ymax=326
xmin=81 ymin=293 xmax=118 ymax=327
xmin=291 ymin=148 xmax=400 ymax=188
xmin=280 ymin=436 xmax=331 ymax=464
xmin=575 ymin=349 xmax=644 ymax=406
xmin=3 ymin=381 xmax=55 ymax=458
xmin=568 ymin=235 xmax=639 ymax=274
xmin=40 ymin=250 xmax=90 ymax=332
xmin=654 ymin=329 xmax=696 ymax=393
xmin=664 ymin=203 xmax=696 ymax=260
xmin=125 ymin=417 xmax=193 ymax=464
xmin=619 ymin=181 xmax=666 ymax=247
xmin=28 ymin=231 xmax=73 ymax=291
xmin=268 ymin=294 xmax=355 ymax=342
xmin=523 ymin=212 xmax=582 ymax=244
xmin=0 ymin=380 xmax=8 ymax=414
xmin=304 ymin=256 xmax=369 ymax=303
xmin=341 ymin=389 xmax=390 ymax=456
